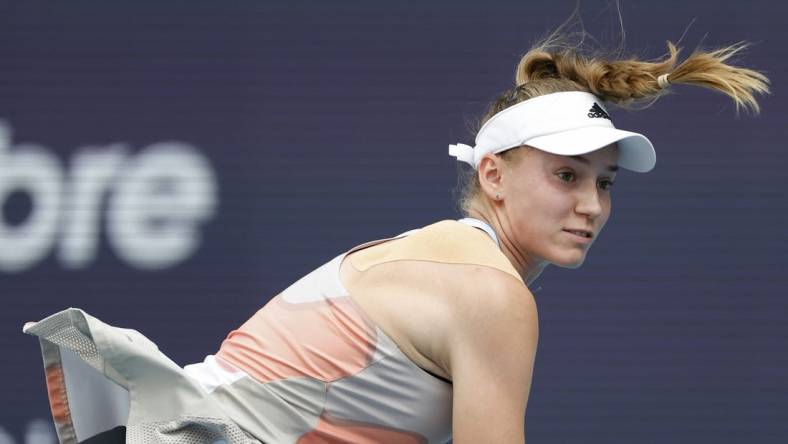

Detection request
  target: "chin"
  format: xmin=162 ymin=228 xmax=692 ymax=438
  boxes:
xmin=551 ymin=251 xmax=587 ymax=269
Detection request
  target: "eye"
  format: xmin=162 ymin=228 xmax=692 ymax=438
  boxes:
xmin=599 ymin=179 xmax=615 ymax=191
xmin=557 ymin=172 xmax=575 ymax=182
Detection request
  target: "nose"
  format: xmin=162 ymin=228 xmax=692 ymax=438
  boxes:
xmin=574 ymin=182 xmax=604 ymax=220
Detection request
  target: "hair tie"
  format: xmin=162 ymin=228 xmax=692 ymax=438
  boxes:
xmin=657 ymin=73 xmax=671 ymax=89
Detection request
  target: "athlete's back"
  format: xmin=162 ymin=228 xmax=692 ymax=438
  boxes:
xmin=212 ymin=218 xmax=525 ymax=443
xmin=22 ymin=218 xmax=532 ymax=444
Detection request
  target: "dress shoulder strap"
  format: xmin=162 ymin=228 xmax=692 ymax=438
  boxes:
xmin=456 ymin=217 xmax=500 ymax=248
xmin=346 ymin=219 xmax=523 ymax=284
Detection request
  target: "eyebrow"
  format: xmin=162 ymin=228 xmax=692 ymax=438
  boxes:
xmin=568 ymin=155 xmax=619 ymax=172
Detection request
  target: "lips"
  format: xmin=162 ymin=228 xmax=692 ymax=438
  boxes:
xmin=563 ymin=229 xmax=593 ymax=239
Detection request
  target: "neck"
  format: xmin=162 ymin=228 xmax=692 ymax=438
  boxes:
xmin=466 ymin=203 xmax=547 ymax=288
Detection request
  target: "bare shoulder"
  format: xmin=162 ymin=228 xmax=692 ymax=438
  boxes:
xmin=447 ymin=265 xmax=537 ymax=334
xmin=445 ymin=265 xmax=539 ymax=377
xmin=445 ymin=266 xmax=539 ymax=443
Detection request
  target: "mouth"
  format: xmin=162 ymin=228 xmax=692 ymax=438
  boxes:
xmin=563 ymin=229 xmax=593 ymax=239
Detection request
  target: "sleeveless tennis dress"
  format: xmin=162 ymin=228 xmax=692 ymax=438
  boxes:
xmin=24 ymin=218 xmax=524 ymax=444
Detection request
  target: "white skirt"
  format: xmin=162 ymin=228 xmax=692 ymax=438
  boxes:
xmin=23 ymin=308 xmax=261 ymax=444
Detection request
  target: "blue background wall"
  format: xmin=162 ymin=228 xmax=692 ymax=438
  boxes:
xmin=1 ymin=1 xmax=785 ymax=442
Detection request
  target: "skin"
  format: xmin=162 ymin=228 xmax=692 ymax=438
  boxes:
xmin=449 ymin=143 xmax=620 ymax=443
xmin=340 ymin=143 xmax=619 ymax=443
xmin=467 ymin=143 xmax=620 ymax=285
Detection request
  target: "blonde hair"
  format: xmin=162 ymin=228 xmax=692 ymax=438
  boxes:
xmin=456 ymin=25 xmax=770 ymax=216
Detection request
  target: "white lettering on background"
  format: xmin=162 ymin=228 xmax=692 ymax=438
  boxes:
xmin=57 ymin=145 xmax=128 ymax=268
xmin=108 ymin=142 xmax=217 ymax=269
xmin=0 ymin=120 xmax=218 ymax=273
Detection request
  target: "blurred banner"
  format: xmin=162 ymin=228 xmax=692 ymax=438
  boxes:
xmin=1 ymin=1 xmax=785 ymax=443
xmin=0 ymin=122 xmax=217 ymax=273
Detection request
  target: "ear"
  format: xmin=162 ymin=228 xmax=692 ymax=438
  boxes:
xmin=477 ymin=153 xmax=505 ymax=201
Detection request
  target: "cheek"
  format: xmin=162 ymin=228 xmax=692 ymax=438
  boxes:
xmin=533 ymin=181 xmax=576 ymax=218
xmin=508 ymin=180 xmax=573 ymax=232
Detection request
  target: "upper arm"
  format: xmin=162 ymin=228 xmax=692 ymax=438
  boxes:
xmin=447 ymin=268 xmax=539 ymax=444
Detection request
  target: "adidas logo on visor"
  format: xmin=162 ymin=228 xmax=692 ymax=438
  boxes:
xmin=588 ymin=102 xmax=611 ymax=120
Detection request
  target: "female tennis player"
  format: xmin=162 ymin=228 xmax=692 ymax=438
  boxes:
xmin=24 ymin=28 xmax=768 ymax=444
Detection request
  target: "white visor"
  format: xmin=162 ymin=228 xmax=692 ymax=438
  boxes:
xmin=449 ymin=91 xmax=656 ymax=173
